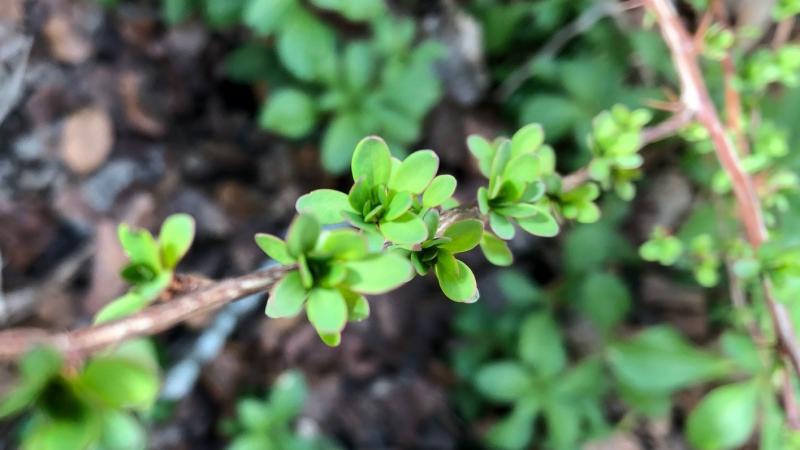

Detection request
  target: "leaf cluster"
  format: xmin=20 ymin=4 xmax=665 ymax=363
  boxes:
xmin=223 ymin=370 xmax=340 ymax=450
xmin=1 ymin=341 xmax=160 ymax=450
xmin=95 ymin=214 xmax=195 ymax=323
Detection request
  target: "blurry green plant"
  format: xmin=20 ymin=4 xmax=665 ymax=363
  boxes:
xmin=94 ymin=214 xmax=195 ymax=323
xmin=255 ymin=16 xmax=443 ymax=173
xmin=0 ymin=341 xmax=160 ymax=450
xmin=221 ymin=370 xmax=340 ymax=450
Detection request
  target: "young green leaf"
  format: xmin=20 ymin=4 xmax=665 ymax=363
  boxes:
xmin=259 ymin=89 xmax=317 ymax=138
xmin=440 ymin=219 xmax=483 ymax=254
xmin=422 ymin=175 xmax=457 ymax=208
xmin=77 ymin=353 xmax=160 ymax=410
xmin=295 ymin=189 xmax=351 ymax=225
xmin=266 ymin=271 xmax=307 ymax=318
xmin=344 ymin=252 xmax=415 ymax=294
xmin=118 ymin=225 xmax=161 ymax=272
xmin=489 ymin=212 xmax=515 ymax=240
xmin=480 ymin=233 xmax=513 ymax=266
xmin=474 ymin=361 xmax=532 ymax=402
xmin=352 ymin=136 xmax=392 ymax=187
xmin=434 ymin=252 xmax=478 ymax=302
xmin=384 ymin=192 xmax=413 ymax=221
xmin=518 ymin=209 xmax=559 ymax=237
xmin=158 ymin=213 xmax=195 ymax=270
xmin=306 ymin=288 xmax=348 ymax=334
xmin=510 ymin=123 xmax=544 ymax=158
xmin=388 ymin=150 xmax=439 ymax=194
xmin=255 ymin=234 xmax=295 ymax=265
xmin=518 ymin=312 xmax=566 ymax=376
xmin=380 ymin=214 xmax=428 ymax=245
xmin=318 ymin=230 xmax=368 ymax=260
xmin=286 ymin=215 xmax=320 ymax=257
xmin=686 ymin=380 xmax=760 ymax=450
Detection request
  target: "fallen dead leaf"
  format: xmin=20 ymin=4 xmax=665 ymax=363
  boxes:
xmin=60 ymin=106 xmax=114 ymax=175
xmin=43 ymin=14 xmax=93 ymax=64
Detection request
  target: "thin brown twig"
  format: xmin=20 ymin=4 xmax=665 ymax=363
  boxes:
xmin=645 ymin=0 xmax=800 ymax=389
xmin=0 ymin=206 xmax=485 ymax=362
xmin=0 ymin=266 xmax=290 ymax=361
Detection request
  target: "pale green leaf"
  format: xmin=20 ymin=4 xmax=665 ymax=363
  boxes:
xmin=266 ymin=271 xmax=307 ymax=318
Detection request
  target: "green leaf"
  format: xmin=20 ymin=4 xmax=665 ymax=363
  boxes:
xmin=434 ymin=252 xmax=478 ymax=302
xmin=243 ymin=0 xmax=295 ymax=35
xmin=259 ymin=89 xmax=317 ymax=138
xmin=474 ymin=361 xmax=532 ymax=402
xmin=254 ymin=233 xmax=295 ymax=264
xmin=342 ymin=41 xmax=376 ymax=90
xmin=440 ymin=219 xmax=483 ymax=254
xmin=380 ymin=214 xmax=428 ymax=245
xmin=158 ymin=213 xmax=195 ymax=269
xmin=94 ymin=292 xmax=151 ymax=325
xmin=518 ymin=311 xmax=566 ymax=376
xmin=384 ymin=192 xmax=413 ymax=221
xmin=389 ymin=150 xmax=440 ymax=194
xmin=306 ymin=288 xmax=348 ymax=334
xmin=296 ymin=189 xmax=352 ymax=225
xmin=23 ymin=417 xmax=101 ymax=450
xmin=77 ymin=354 xmax=159 ymax=410
xmin=345 ymin=252 xmax=414 ymax=294
xmin=503 ymin=154 xmax=539 ymax=184
xmin=318 ymin=230 xmax=368 ymax=260
xmin=422 ymin=175 xmax=457 ymax=208
xmin=518 ymin=208 xmax=559 ymax=237
xmin=0 ymin=347 xmax=63 ymax=418
xmin=686 ymin=380 xmax=760 ymax=450
xmin=322 ymin=113 xmax=364 ymax=174
xmin=266 ymin=271 xmax=307 ymax=318
xmin=485 ymin=402 xmax=538 ymax=450
xmin=608 ymin=326 xmax=731 ymax=394
xmin=319 ymin=332 xmax=341 ymax=347
xmin=490 ymin=212 xmax=515 ymax=240
xmin=344 ymin=291 xmax=370 ymax=321
xmin=269 ymin=370 xmax=307 ymax=421
xmin=352 ymin=136 xmax=393 ymax=187
xmin=578 ymin=273 xmax=631 ymax=332
xmin=276 ymin=11 xmax=335 ymax=81
xmin=480 ymin=233 xmax=513 ymax=266
xmin=118 ymin=224 xmax=161 ymax=273
xmin=510 ymin=123 xmax=545 ymax=158
xmin=286 ymin=215 xmax=320 ymax=257
xmin=99 ymin=411 xmax=147 ymax=450
xmin=467 ymin=135 xmax=494 ymax=177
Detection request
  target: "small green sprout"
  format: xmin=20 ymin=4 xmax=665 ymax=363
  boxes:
xmin=0 ymin=341 xmax=159 ymax=450
xmin=689 ymin=234 xmax=722 ymax=287
xmin=469 ymin=124 xmax=560 ymax=241
xmin=255 ymin=214 xmax=414 ymax=346
xmin=223 ymin=370 xmax=339 ymax=450
xmin=95 ymin=214 xmax=196 ymax=323
xmin=398 ymin=213 xmax=483 ymax=302
xmin=639 ymin=226 xmax=684 ymax=266
xmin=587 ymin=105 xmax=652 ymax=200
xmin=297 ymin=136 xmax=455 ymax=245
xmin=557 ymin=182 xmax=601 ymax=223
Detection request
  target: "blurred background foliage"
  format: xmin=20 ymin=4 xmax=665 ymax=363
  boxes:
xmin=2 ymin=0 xmax=800 ymax=449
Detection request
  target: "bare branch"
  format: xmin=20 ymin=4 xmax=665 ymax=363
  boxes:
xmin=645 ymin=0 xmax=800 ymax=379
xmin=0 ymin=266 xmax=290 ymax=361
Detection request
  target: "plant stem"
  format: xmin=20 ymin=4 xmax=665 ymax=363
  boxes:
xmin=645 ymin=0 xmax=800 ymax=380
